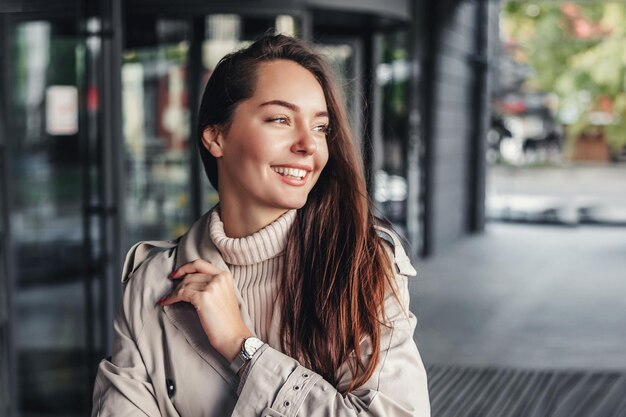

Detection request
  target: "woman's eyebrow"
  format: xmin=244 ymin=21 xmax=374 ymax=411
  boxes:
xmin=259 ymin=100 xmax=328 ymax=118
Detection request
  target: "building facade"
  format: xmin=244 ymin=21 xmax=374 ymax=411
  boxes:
xmin=0 ymin=0 xmax=495 ymax=415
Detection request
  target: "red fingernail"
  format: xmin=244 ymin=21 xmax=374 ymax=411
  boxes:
xmin=168 ymin=271 xmax=177 ymax=278
xmin=156 ymin=297 xmax=166 ymax=306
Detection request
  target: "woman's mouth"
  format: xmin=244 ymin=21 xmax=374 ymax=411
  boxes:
xmin=272 ymin=166 xmax=308 ymax=180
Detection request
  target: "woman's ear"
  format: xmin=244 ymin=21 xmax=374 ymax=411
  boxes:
xmin=201 ymin=126 xmax=224 ymax=158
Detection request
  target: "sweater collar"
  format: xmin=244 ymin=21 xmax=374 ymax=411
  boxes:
xmin=208 ymin=206 xmax=297 ymax=265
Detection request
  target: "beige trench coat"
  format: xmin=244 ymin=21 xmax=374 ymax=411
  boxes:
xmin=91 ymin=209 xmax=430 ymax=416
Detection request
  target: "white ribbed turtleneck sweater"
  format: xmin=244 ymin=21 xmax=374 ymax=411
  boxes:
xmin=208 ymin=208 xmax=297 ymax=350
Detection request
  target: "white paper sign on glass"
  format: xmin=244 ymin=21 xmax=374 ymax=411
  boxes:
xmin=46 ymin=85 xmax=79 ymax=135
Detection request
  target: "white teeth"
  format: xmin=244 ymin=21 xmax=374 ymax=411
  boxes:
xmin=272 ymin=167 xmax=307 ymax=179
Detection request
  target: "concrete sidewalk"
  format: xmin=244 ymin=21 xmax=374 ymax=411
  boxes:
xmin=486 ymin=164 xmax=626 ymax=225
xmin=410 ymin=222 xmax=626 ymax=372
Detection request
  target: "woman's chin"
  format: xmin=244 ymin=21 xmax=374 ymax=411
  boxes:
xmin=273 ymin=197 xmax=308 ymax=211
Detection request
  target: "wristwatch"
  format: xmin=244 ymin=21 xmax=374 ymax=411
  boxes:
xmin=230 ymin=336 xmax=265 ymax=375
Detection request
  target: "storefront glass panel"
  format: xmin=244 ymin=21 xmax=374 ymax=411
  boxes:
xmin=5 ymin=17 xmax=94 ymax=417
xmin=374 ymin=31 xmax=411 ymax=235
xmin=314 ymin=41 xmax=361 ymax=146
xmin=122 ymin=20 xmax=192 ymax=245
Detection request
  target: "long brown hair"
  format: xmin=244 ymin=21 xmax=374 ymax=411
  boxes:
xmin=197 ymin=33 xmax=397 ymax=393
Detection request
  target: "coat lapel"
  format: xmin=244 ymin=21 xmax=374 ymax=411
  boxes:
xmin=162 ymin=207 xmax=254 ymax=391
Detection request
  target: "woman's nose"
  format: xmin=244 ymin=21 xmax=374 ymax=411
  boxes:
xmin=291 ymin=127 xmax=318 ymax=155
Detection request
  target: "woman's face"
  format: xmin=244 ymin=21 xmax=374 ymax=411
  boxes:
xmin=205 ymin=59 xmax=330 ymax=216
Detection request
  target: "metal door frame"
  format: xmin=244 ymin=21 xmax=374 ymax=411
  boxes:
xmin=0 ymin=13 xmax=17 ymax=417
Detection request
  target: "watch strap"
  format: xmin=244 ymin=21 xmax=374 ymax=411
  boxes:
xmin=230 ymin=353 xmax=247 ymax=374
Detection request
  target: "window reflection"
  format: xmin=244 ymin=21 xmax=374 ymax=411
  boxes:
xmin=314 ymin=43 xmax=357 ymax=134
xmin=374 ymin=32 xmax=411 ymax=234
xmin=122 ymin=20 xmax=192 ymax=245
xmin=7 ymin=18 xmax=90 ymax=417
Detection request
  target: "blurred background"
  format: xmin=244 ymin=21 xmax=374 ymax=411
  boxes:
xmin=0 ymin=0 xmax=624 ymax=416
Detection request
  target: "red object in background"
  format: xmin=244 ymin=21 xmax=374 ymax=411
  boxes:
xmin=597 ymin=96 xmax=613 ymax=113
xmin=561 ymin=3 xmax=612 ymax=40
xmin=500 ymin=99 xmax=526 ymax=114
xmin=87 ymin=86 xmax=99 ymax=113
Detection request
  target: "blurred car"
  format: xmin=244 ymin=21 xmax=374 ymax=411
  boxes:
xmin=493 ymin=92 xmax=564 ymax=165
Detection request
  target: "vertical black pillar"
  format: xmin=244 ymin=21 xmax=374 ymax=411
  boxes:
xmin=98 ymin=0 xmax=124 ymax=356
xmin=467 ymin=0 xmax=489 ymax=233
xmin=77 ymin=0 xmax=95 ymax=404
xmin=406 ymin=0 xmax=425 ymax=259
xmin=418 ymin=0 xmax=439 ymax=257
xmin=188 ymin=16 xmax=203 ymax=220
xmin=0 ymin=13 xmax=17 ymax=417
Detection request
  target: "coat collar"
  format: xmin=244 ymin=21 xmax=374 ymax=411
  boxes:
xmin=174 ymin=207 xmax=227 ymax=270
xmin=163 ymin=206 xmax=254 ymax=392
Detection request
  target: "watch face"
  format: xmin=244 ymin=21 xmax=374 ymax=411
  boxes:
xmin=243 ymin=337 xmax=264 ymax=358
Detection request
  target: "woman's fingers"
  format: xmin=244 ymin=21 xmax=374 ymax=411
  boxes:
xmin=159 ymin=281 xmax=207 ymax=307
xmin=159 ymin=271 xmax=232 ymax=306
xmin=160 ymin=288 xmax=201 ymax=308
xmin=157 ymin=263 xmax=252 ymax=361
xmin=170 ymin=259 xmax=223 ymax=279
xmin=171 ymin=272 xmax=212 ymax=285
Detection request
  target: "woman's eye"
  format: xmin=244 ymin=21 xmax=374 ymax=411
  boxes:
xmin=267 ymin=116 xmax=289 ymax=125
xmin=313 ymin=124 xmax=331 ymax=134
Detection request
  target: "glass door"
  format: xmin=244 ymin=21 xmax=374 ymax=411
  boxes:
xmin=3 ymin=11 xmax=103 ymax=417
xmin=122 ymin=18 xmax=194 ymax=246
xmin=373 ymin=32 xmax=412 ymax=236
xmin=315 ymin=31 xmax=413 ymax=237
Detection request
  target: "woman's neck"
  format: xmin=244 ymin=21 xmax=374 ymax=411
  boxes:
xmin=218 ymin=199 xmax=289 ymax=238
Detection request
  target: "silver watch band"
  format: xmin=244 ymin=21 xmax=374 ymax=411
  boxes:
xmin=230 ymin=353 xmax=247 ymax=374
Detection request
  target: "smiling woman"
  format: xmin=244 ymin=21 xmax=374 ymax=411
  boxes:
xmin=91 ymin=33 xmax=430 ymax=417
xmin=200 ymin=60 xmax=330 ymax=237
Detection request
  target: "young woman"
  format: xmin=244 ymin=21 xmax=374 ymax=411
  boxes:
xmin=92 ymin=33 xmax=430 ymax=417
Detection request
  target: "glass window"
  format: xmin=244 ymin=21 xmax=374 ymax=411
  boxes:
xmin=314 ymin=42 xmax=360 ymax=142
xmin=122 ymin=19 xmax=193 ymax=245
xmin=374 ymin=31 xmax=411 ymax=235
xmin=5 ymin=17 xmax=92 ymax=417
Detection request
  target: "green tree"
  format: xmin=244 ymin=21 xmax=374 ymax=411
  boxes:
xmin=502 ymin=2 xmax=626 ymax=153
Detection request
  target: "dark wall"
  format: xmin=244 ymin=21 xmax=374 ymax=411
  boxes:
xmin=420 ymin=0 xmax=492 ymax=256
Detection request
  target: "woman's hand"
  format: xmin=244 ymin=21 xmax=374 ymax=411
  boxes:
xmin=158 ymin=259 xmax=253 ymax=363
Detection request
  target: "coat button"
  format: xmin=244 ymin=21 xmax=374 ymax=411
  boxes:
xmin=166 ymin=379 xmax=176 ymax=398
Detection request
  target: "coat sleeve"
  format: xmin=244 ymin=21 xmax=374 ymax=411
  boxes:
xmin=91 ymin=241 xmax=177 ymax=417
xmin=231 ymin=254 xmax=430 ymax=417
